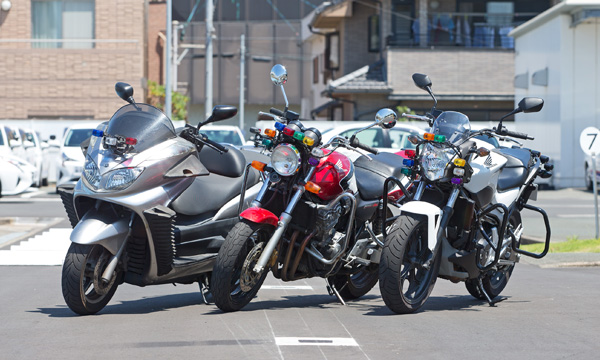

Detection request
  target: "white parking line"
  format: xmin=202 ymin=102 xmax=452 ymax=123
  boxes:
xmin=21 ymin=190 xmax=46 ymax=198
xmin=261 ymin=285 xmax=313 ymax=290
xmin=275 ymin=337 xmax=358 ymax=346
xmin=0 ymin=198 xmax=61 ymax=202
xmin=557 ymin=214 xmax=598 ymax=218
xmin=0 ymin=228 xmax=72 ymax=265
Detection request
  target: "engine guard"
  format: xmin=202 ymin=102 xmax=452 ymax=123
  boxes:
xmin=399 ymin=201 xmax=442 ymax=252
xmin=70 ymin=208 xmax=130 ymax=255
xmin=239 ymin=207 xmax=279 ymax=227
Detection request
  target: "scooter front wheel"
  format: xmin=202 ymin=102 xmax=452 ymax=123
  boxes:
xmin=211 ymin=220 xmax=271 ymax=312
xmin=61 ymin=243 xmax=121 ymax=315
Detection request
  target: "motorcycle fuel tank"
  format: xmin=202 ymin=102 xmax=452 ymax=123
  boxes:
xmin=310 ymin=150 xmax=355 ymax=201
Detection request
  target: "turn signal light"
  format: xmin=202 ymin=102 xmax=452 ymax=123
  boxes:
xmin=402 ymin=159 xmax=414 ymax=166
xmin=274 ymin=122 xmax=285 ymax=131
xmin=453 ymin=158 xmax=466 ymax=167
xmin=264 ymin=128 xmax=277 ymax=138
xmin=303 ymin=137 xmax=315 ymax=146
xmin=401 ymin=168 xmax=412 ymax=176
xmin=453 ymin=168 xmax=465 ymax=176
xmin=423 ymin=133 xmax=435 ymax=141
xmin=251 ymin=161 xmax=267 ymax=172
xmin=125 ymin=137 xmax=137 ymax=145
xmin=293 ymin=132 xmax=305 ymax=141
xmin=434 ymin=135 xmax=446 ymax=143
xmin=305 ymin=181 xmax=321 ymax=194
xmin=477 ymin=147 xmax=490 ymax=157
xmin=92 ymin=129 xmax=104 ymax=137
xmin=408 ymin=135 xmax=420 ymax=145
xmin=282 ymin=127 xmax=295 ymax=136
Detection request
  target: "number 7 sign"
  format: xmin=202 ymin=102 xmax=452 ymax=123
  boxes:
xmin=580 ymin=127 xmax=600 ymax=155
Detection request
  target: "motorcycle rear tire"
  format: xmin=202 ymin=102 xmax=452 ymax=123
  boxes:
xmin=379 ymin=214 xmax=440 ymax=314
xmin=62 ymin=243 xmax=120 ymax=315
xmin=211 ymin=220 xmax=271 ymax=312
xmin=330 ymin=264 xmax=379 ymax=300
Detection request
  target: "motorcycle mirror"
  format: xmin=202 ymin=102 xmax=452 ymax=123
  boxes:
xmin=412 ymin=73 xmax=432 ymax=91
xmin=270 ymin=64 xmax=288 ymax=86
xmin=270 ymin=64 xmax=290 ymax=111
xmin=115 ymin=82 xmax=135 ymax=104
xmin=375 ymin=108 xmax=398 ymax=129
xmin=518 ymin=97 xmax=544 ymax=113
xmin=198 ymin=105 xmax=238 ymax=128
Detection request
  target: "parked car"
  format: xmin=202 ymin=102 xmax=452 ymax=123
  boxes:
xmin=0 ymin=126 xmax=12 ymax=157
xmin=21 ymin=129 xmax=47 ymax=187
xmin=56 ymin=123 xmax=99 ymax=189
xmin=3 ymin=125 xmax=27 ymax=160
xmin=199 ymin=125 xmax=245 ymax=147
xmin=0 ymin=155 xmax=35 ymax=197
xmin=585 ymin=154 xmax=600 ymax=191
xmin=320 ymin=122 xmax=424 ymax=159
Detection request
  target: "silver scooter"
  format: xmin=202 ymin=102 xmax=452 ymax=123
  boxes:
xmin=58 ymin=82 xmax=268 ymax=315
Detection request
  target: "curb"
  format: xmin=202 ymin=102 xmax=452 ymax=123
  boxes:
xmin=0 ymin=218 xmax=65 ymax=250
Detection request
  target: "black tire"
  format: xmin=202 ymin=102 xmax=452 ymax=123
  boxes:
xmin=379 ymin=214 xmax=440 ymax=314
xmin=330 ymin=264 xmax=379 ymax=300
xmin=62 ymin=243 xmax=120 ymax=315
xmin=211 ymin=220 xmax=272 ymax=312
xmin=465 ymin=211 xmax=521 ymax=301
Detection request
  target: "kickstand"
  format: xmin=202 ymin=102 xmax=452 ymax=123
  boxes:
xmin=326 ymin=279 xmax=346 ymax=306
xmin=477 ymin=277 xmax=506 ymax=307
xmin=199 ymin=276 xmax=212 ymax=305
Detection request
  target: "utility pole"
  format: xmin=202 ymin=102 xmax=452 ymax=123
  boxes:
xmin=239 ymin=34 xmax=245 ymax=134
xmin=205 ymin=0 xmax=214 ymax=119
xmin=172 ymin=21 xmax=179 ymax=92
xmin=165 ymin=0 xmax=172 ymax=117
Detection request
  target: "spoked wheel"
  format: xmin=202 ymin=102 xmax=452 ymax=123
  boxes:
xmin=211 ymin=220 xmax=272 ymax=312
xmin=62 ymin=243 xmax=121 ymax=315
xmin=466 ymin=211 xmax=521 ymax=301
xmin=379 ymin=214 xmax=440 ymax=314
xmin=329 ymin=264 xmax=379 ymax=300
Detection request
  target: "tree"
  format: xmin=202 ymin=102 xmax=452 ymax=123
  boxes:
xmin=147 ymin=80 xmax=189 ymax=121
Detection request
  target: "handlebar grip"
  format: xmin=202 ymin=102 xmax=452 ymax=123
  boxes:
xmin=197 ymin=133 xmax=229 ymax=153
xmin=270 ymin=107 xmax=285 ymax=117
xmin=498 ymin=128 xmax=534 ymax=140
xmin=350 ymin=136 xmax=379 ymax=155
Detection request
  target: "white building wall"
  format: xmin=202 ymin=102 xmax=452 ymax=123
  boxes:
xmin=514 ymin=13 xmax=600 ymax=188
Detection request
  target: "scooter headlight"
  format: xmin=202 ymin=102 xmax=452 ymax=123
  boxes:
xmin=105 ymin=167 xmax=144 ymax=191
xmin=271 ymin=143 xmax=301 ymax=176
xmin=82 ymin=156 xmax=101 ymax=190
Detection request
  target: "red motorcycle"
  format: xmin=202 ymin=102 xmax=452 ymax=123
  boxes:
xmin=211 ymin=65 xmax=408 ymax=312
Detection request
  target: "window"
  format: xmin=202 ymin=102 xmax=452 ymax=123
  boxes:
xmin=64 ymin=129 xmax=94 ymax=147
xmin=325 ymin=33 xmax=340 ymax=71
xmin=31 ymin=0 xmax=95 ymax=49
xmin=368 ymin=15 xmax=380 ymax=52
xmin=389 ymin=129 xmax=417 ymax=149
xmin=339 ymin=128 xmax=384 ymax=148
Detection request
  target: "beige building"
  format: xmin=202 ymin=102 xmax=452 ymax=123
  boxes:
xmin=0 ymin=0 xmax=146 ymax=122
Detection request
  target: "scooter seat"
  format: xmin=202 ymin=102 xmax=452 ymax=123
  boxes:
xmin=171 ymin=149 xmax=268 ymax=216
xmin=354 ymin=152 xmax=405 ymax=200
xmin=495 ymin=148 xmax=532 ymax=191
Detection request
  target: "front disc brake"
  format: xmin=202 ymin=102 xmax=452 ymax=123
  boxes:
xmin=240 ymin=242 xmax=266 ymax=293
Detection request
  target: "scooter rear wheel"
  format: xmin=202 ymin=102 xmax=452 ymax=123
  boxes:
xmin=211 ymin=220 xmax=271 ymax=312
xmin=62 ymin=243 xmax=120 ymax=315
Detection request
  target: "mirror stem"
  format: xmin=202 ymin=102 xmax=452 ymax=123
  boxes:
xmin=280 ymin=85 xmax=289 ymax=112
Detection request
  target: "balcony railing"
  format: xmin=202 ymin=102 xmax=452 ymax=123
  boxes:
xmin=387 ymin=12 xmax=538 ymax=49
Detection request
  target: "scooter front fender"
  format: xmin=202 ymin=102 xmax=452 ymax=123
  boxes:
xmin=399 ymin=201 xmax=442 ymax=252
xmin=239 ymin=207 xmax=278 ymax=227
xmin=70 ymin=208 xmax=130 ymax=255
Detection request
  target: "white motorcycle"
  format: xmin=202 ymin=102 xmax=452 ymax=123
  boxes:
xmin=379 ymin=73 xmax=553 ymax=314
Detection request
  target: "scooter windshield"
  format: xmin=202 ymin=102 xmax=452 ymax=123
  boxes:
xmin=432 ymin=111 xmax=471 ymax=145
xmin=105 ymin=103 xmax=177 ymax=154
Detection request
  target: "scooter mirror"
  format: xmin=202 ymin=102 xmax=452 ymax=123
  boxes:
xmin=270 ymin=64 xmax=288 ymax=86
xmin=412 ymin=73 xmax=432 ymax=91
xmin=115 ymin=82 xmax=135 ymax=104
xmin=518 ymin=97 xmax=544 ymax=113
xmin=375 ymin=108 xmax=398 ymax=129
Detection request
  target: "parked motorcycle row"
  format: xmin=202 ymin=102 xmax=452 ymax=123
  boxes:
xmin=58 ymin=65 xmax=552 ymax=316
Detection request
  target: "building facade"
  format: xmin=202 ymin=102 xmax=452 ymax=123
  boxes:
xmin=0 ymin=0 xmax=145 ymax=130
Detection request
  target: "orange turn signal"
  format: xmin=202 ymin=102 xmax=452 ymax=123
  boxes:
xmin=423 ymin=133 xmax=435 ymax=141
xmin=251 ymin=161 xmax=266 ymax=172
xmin=264 ymin=128 xmax=277 ymax=138
xmin=477 ymin=147 xmax=490 ymax=157
xmin=305 ymin=181 xmax=321 ymax=194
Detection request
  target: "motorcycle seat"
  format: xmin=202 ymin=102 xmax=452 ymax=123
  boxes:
xmin=354 ymin=152 xmax=405 ymax=200
xmin=495 ymin=148 xmax=532 ymax=191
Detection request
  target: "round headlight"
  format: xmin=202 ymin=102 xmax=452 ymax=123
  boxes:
xmin=271 ymin=144 xmax=301 ymax=176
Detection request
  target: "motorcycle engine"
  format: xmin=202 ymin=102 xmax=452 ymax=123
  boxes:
xmin=313 ymin=199 xmax=351 ymax=257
